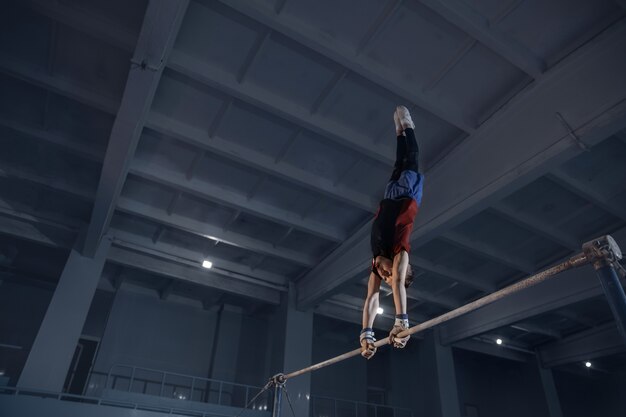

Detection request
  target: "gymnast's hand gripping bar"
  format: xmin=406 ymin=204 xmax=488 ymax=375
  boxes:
xmin=270 ymin=235 xmax=624 ymax=385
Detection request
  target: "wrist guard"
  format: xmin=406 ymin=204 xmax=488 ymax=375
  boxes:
xmin=360 ymin=328 xmax=375 ymax=342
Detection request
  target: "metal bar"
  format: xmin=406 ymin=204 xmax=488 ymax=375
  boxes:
xmin=595 ymin=264 xmax=626 ymax=343
xmin=282 ymin=250 xmax=590 ymax=381
xmin=129 ymin=367 xmax=136 ymax=392
xmin=159 ymin=371 xmax=165 ymax=397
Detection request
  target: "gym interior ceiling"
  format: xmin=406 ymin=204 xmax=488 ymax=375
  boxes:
xmin=0 ymin=0 xmax=625 ymax=373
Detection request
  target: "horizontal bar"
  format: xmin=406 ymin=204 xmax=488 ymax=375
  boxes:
xmin=282 ymin=250 xmax=591 ymax=381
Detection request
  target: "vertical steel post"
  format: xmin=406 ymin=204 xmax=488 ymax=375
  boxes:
xmin=129 ymin=367 xmax=136 ymax=392
xmin=159 ymin=371 xmax=165 ymax=397
xmin=272 ymin=383 xmax=283 ymax=417
xmin=584 ymin=235 xmax=626 ymax=343
xmin=595 ymin=264 xmax=626 ymax=343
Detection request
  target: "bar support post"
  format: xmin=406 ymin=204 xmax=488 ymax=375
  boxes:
xmin=584 ymin=235 xmax=626 ymax=343
xmin=272 ymin=381 xmax=283 ymax=417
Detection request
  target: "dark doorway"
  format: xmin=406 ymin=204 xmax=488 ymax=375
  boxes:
xmin=63 ymin=338 xmax=98 ymax=395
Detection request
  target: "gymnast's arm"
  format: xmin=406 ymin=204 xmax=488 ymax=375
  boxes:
xmin=391 ymin=250 xmax=409 ymax=316
xmin=362 ymin=271 xmax=382 ymax=329
xmin=360 ymin=271 xmax=382 ymax=358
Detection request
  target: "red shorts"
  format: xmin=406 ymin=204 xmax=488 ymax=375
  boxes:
xmin=392 ymin=198 xmax=418 ymax=255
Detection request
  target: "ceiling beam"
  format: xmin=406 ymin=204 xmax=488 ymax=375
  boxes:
xmin=23 ymin=0 xmax=136 ymax=52
xmin=0 ymin=58 xmax=376 ymax=214
xmin=437 ymin=223 xmax=626 ymax=345
xmin=438 ymin=264 xmax=603 ymax=345
xmin=406 ymin=286 xmax=459 ymax=310
xmin=538 ymin=323 xmax=624 ymax=368
xmin=548 ymin=170 xmax=626 ymax=223
xmin=146 ymin=113 xmax=376 ymax=211
xmin=453 ymin=339 xmax=530 ymax=362
xmin=340 ymin=283 xmax=450 ymax=318
xmin=129 ymin=160 xmax=344 ymax=242
xmin=417 ymin=0 xmax=545 ymax=78
xmin=0 ymin=117 xmax=104 ymax=162
xmin=510 ymin=322 xmax=562 ymax=339
xmin=0 ymin=191 xmax=290 ymax=291
xmin=112 ymin=229 xmax=287 ymax=287
xmin=441 ymin=231 xmax=536 ymax=274
xmin=0 ymin=164 xmax=93 ymax=202
xmin=116 ymin=197 xmax=316 ymax=267
xmin=0 ymin=55 xmax=118 ymax=114
xmin=158 ymin=279 xmax=176 ymax=300
xmin=0 ymin=159 xmax=316 ymax=269
xmin=411 ymin=255 xmax=496 ymax=293
xmin=490 ymin=203 xmax=580 ymax=251
xmin=297 ymin=223 xmax=372 ymax=308
xmin=0 ymin=210 xmax=75 ymax=249
xmin=16 ymin=0 xmax=398 ymax=167
xmin=295 ymin=19 xmax=626 ymax=309
xmin=16 ymin=0 xmax=396 ymax=169
xmin=108 ymin=245 xmax=281 ymax=304
xmin=0 ymin=212 xmax=282 ymax=305
xmin=355 ymin=0 xmax=403 ymax=56
xmin=314 ymin=298 xmax=422 ymax=338
xmin=212 ymin=0 xmax=475 ymax=133
xmin=168 ymin=51 xmax=395 ymax=166
xmin=557 ymin=309 xmax=597 ymax=328
xmin=83 ymin=0 xmax=189 ymax=256
xmin=1 ymin=119 xmax=345 ymax=245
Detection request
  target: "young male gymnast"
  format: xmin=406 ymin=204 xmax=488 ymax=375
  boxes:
xmin=360 ymin=106 xmax=424 ymax=359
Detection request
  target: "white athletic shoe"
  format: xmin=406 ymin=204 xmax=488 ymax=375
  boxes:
xmin=393 ymin=109 xmax=403 ymax=136
xmin=395 ymin=105 xmax=415 ymax=131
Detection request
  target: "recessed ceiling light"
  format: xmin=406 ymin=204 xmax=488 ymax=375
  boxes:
xmin=585 ymin=361 xmax=592 ymax=368
xmin=496 ymin=338 xmax=503 ymax=345
xmin=202 ymin=260 xmax=213 ymax=269
xmin=377 ymin=307 xmax=384 ymax=315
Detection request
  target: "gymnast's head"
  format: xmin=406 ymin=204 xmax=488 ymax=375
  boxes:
xmin=372 ymin=256 xmax=414 ymax=288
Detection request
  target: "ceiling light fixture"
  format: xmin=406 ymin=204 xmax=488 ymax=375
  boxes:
xmin=496 ymin=338 xmax=503 ymax=345
xmin=202 ymin=260 xmax=213 ymax=269
xmin=585 ymin=361 xmax=592 ymax=368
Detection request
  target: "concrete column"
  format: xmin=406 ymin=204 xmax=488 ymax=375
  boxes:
xmin=421 ymin=330 xmax=461 ymax=417
xmin=17 ymin=235 xmax=111 ymax=391
xmin=271 ymin=283 xmax=313 ymax=417
xmin=537 ymin=359 xmax=563 ymax=417
xmin=209 ymin=304 xmax=243 ymax=405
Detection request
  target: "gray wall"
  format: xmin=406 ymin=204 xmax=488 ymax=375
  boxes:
xmin=91 ymin=285 xmax=271 ymax=388
xmin=310 ymin=316 xmax=368 ymax=402
xmin=454 ymin=349 xmax=550 ymax=417
xmin=92 ymin=288 xmax=217 ymax=377
xmin=0 ymin=280 xmax=52 ymax=386
xmin=0 ymin=278 xmax=115 ymax=387
xmin=553 ymin=368 xmax=626 ymax=417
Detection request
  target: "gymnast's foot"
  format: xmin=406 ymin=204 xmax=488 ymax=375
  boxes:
xmin=395 ymin=105 xmax=414 ymax=132
xmin=393 ymin=109 xmax=403 ymax=136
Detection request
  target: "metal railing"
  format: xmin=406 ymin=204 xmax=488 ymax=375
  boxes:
xmin=87 ymin=365 xmax=414 ymax=416
xmin=0 ymin=386 xmax=235 ymax=417
xmin=86 ymin=364 xmax=272 ymax=410
xmin=310 ymin=395 xmax=414 ymax=417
